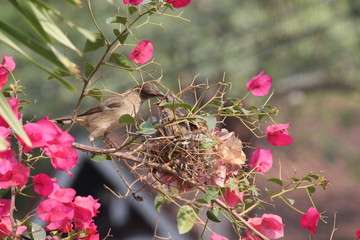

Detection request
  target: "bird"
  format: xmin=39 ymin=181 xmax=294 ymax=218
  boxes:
xmin=54 ymin=82 xmax=165 ymax=143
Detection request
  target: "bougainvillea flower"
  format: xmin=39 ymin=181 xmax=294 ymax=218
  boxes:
xmin=0 ymin=164 xmax=30 ymax=189
xmin=73 ymin=195 xmax=100 ymax=229
xmin=0 ymin=98 xmax=20 ymax=128
xmin=356 ymin=229 xmax=360 ymax=239
xmin=45 ymin=145 xmax=79 ymax=176
xmin=77 ymin=222 xmax=99 ymax=240
xmin=0 ymin=216 xmax=27 ymax=238
xmin=300 ymin=207 xmax=320 ymax=234
xmin=0 ymin=54 xmax=16 ymax=89
xmin=123 ymin=0 xmax=143 ymax=5
xmin=220 ymin=187 xmax=244 ymax=207
xmin=33 ymin=173 xmax=58 ymax=196
xmin=21 ymin=117 xmax=79 ymax=175
xmin=129 ymin=40 xmax=153 ymax=64
xmin=250 ymin=147 xmax=273 ymax=173
xmin=49 ymin=184 xmax=76 ymax=203
xmin=166 ymin=0 xmax=192 ymax=8
xmin=246 ymin=70 xmax=272 ymax=97
xmin=0 ymin=149 xmax=17 ymax=175
xmin=0 ymin=199 xmax=11 ymax=217
xmin=210 ymin=232 xmax=229 ymax=240
xmin=37 ymin=199 xmax=74 ymax=231
xmin=246 ymin=214 xmax=284 ymax=239
xmin=266 ymin=123 xmax=294 ymax=146
xmin=22 ymin=122 xmax=47 ymax=152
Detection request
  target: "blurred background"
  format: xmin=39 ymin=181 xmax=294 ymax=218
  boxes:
xmin=1 ymin=0 xmax=360 ymax=239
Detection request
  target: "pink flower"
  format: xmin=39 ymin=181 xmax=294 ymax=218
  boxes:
xmin=210 ymin=232 xmax=229 ymax=240
xmin=49 ymin=184 xmax=76 ymax=203
xmin=22 ymin=123 xmax=47 ymax=152
xmin=33 ymin=173 xmax=58 ymax=196
xmin=22 ymin=117 xmax=79 ymax=175
xmin=129 ymin=40 xmax=153 ymax=64
xmin=37 ymin=199 xmax=74 ymax=232
xmin=0 ymin=164 xmax=30 ymax=189
xmin=356 ymin=229 xmax=360 ymax=239
xmin=123 ymin=0 xmax=143 ymax=5
xmin=300 ymin=207 xmax=320 ymax=234
xmin=0 ymin=216 xmax=27 ymax=238
xmin=0 ymin=98 xmax=20 ymax=128
xmin=246 ymin=70 xmax=272 ymax=97
xmin=219 ymin=183 xmax=244 ymax=207
xmin=78 ymin=222 xmax=99 ymax=240
xmin=0 ymin=199 xmax=11 ymax=216
xmin=249 ymin=147 xmax=273 ymax=173
xmin=0 ymin=54 xmax=16 ymax=89
xmin=166 ymin=0 xmax=192 ymax=8
xmin=0 ymin=149 xmax=17 ymax=174
xmin=73 ymin=195 xmax=100 ymax=229
xmin=266 ymin=123 xmax=294 ymax=146
xmin=246 ymin=214 xmax=284 ymax=239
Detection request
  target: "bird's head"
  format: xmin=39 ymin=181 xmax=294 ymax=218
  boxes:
xmin=135 ymin=82 xmax=165 ymax=100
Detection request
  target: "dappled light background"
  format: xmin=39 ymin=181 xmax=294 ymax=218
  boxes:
xmin=1 ymin=0 xmax=360 ymax=239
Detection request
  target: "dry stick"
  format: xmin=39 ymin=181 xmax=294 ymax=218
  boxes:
xmin=72 ymin=142 xmax=270 ymax=240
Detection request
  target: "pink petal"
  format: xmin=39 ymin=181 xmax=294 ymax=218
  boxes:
xmin=249 ymin=147 xmax=273 ymax=173
xmin=246 ymin=70 xmax=272 ymax=97
xmin=266 ymin=123 xmax=294 ymax=146
xmin=123 ymin=0 xmax=143 ymax=5
xmin=166 ymin=0 xmax=192 ymax=8
xmin=300 ymin=207 xmax=320 ymax=234
xmin=129 ymin=40 xmax=153 ymax=64
xmin=210 ymin=232 xmax=229 ymax=240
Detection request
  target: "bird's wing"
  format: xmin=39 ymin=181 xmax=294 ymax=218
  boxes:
xmin=78 ymin=97 xmax=125 ymax=116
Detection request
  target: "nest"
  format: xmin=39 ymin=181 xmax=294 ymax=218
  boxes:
xmin=143 ymin=132 xmax=216 ymax=183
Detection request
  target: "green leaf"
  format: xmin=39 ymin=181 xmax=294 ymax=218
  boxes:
xmin=0 ymin=21 xmax=63 ymax=67
xmin=48 ymin=44 xmax=79 ymax=73
xmin=206 ymin=209 xmax=221 ymax=223
xmin=118 ymin=114 xmax=136 ymax=125
xmin=128 ymin=6 xmax=138 ymax=15
xmin=308 ymin=174 xmax=319 ymax=180
xmin=87 ymin=88 xmax=102 ymax=102
xmin=200 ymin=138 xmax=217 ymax=149
xmin=30 ymin=2 xmax=81 ymax=55
xmin=177 ymin=205 xmax=197 ymax=234
xmin=137 ymin=121 xmax=157 ymax=135
xmin=204 ymin=188 xmax=219 ymax=202
xmin=9 ymin=0 xmax=51 ymax=42
xmin=84 ymin=62 xmax=95 ymax=78
xmin=0 ymin=94 xmax=31 ymax=146
xmin=159 ymin=101 xmax=192 ymax=111
xmin=195 ymin=198 xmax=207 ymax=204
xmin=267 ymin=178 xmax=283 ymax=186
xmin=154 ymin=193 xmax=165 ymax=213
xmin=90 ymin=154 xmax=107 ymax=162
xmin=29 ymin=221 xmax=46 ymax=240
xmin=0 ymin=26 xmax=75 ymax=91
xmin=83 ymin=33 xmax=106 ymax=53
xmin=290 ymin=177 xmax=300 ymax=182
xmin=107 ymin=16 xmax=128 ymax=25
xmin=203 ymin=114 xmax=217 ymax=130
xmin=108 ymin=53 xmax=132 ymax=69
xmin=307 ymin=186 xmax=316 ymax=195
xmin=64 ymin=0 xmax=82 ymax=7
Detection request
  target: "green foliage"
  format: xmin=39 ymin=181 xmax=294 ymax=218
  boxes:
xmin=177 ymin=205 xmax=198 ymax=234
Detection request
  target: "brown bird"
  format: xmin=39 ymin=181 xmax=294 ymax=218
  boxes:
xmin=55 ymin=82 xmax=164 ymax=142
